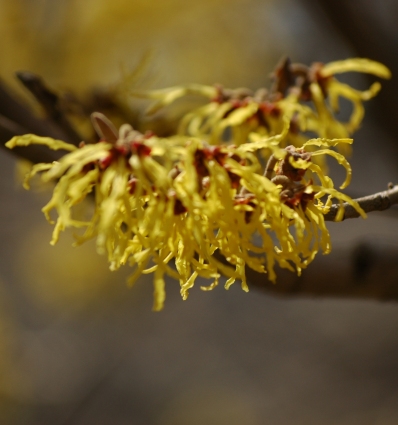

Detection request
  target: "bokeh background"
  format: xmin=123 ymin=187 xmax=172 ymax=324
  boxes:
xmin=1 ymin=0 xmax=398 ymax=424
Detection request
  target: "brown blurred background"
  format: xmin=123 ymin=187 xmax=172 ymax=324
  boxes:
xmin=1 ymin=0 xmax=398 ymax=424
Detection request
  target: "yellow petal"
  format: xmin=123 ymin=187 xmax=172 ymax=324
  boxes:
xmin=320 ymin=58 xmax=391 ymax=79
xmin=6 ymin=135 xmax=77 ymax=151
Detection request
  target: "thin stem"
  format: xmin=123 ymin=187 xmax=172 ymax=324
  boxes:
xmin=264 ymin=153 xmax=278 ymax=180
xmin=239 ymin=153 xmax=277 ymax=196
xmin=324 ymin=184 xmax=398 ymax=221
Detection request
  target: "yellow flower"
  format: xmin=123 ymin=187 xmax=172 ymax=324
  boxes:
xmin=308 ymin=58 xmax=391 ymax=144
xmin=134 ymin=58 xmax=390 ymax=158
xmin=7 ymin=112 xmax=364 ymax=310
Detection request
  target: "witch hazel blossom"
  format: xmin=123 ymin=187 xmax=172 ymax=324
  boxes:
xmin=6 ymin=113 xmax=363 ymax=310
xmin=6 ymin=57 xmax=387 ymax=310
xmin=134 ymin=58 xmax=390 ymax=158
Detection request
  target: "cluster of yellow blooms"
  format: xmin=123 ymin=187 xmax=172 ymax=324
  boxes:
xmin=6 ymin=58 xmax=390 ymax=310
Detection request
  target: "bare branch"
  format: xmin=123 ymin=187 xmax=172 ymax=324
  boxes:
xmin=0 ymin=76 xmax=84 ymax=163
xmin=324 ymin=184 xmax=398 ymax=221
xmin=0 ymin=79 xmax=76 ymax=142
xmin=16 ymin=71 xmax=83 ymax=145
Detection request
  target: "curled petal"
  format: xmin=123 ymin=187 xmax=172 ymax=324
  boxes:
xmin=6 ymin=134 xmax=77 ymax=151
xmin=320 ymin=58 xmax=391 ymax=79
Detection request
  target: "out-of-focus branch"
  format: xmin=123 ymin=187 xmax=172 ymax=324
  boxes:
xmin=16 ymin=71 xmax=83 ymax=145
xmin=0 ymin=76 xmax=83 ymax=163
xmin=246 ymin=239 xmax=398 ymax=301
xmin=0 ymin=79 xmax=77 ymax=143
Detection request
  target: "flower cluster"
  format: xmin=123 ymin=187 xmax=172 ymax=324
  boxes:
xmin=6 ymin=58 xmax=388 ymax=310
xmin=7 ymin=118 xmax=363 ymax=310
xmin=135 ymin=58 xmax=390 ymax=151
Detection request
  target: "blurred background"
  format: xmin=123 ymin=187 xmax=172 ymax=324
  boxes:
xmin=1 ymin=0 xmax=398 ymax=424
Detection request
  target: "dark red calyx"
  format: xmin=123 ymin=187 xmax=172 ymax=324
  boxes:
xmin=131 ymin=141 xmax=152 ymax=157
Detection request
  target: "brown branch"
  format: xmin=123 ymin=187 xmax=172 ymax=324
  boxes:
xmin=0 ymin=76 xmax=84 ymax=163
xmin=0 ymin=79 xmax=76 ymax=142
xmin=324 ymin=184 xmax=398 ymax=221
xmin=16 ymin=71 xmax=83 ymax=146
